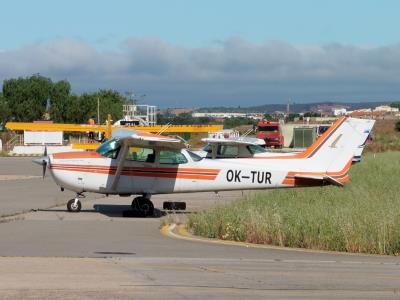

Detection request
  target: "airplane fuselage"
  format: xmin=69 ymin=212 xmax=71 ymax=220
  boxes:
xmin=48 ymin=149 xmax=349 ymax=196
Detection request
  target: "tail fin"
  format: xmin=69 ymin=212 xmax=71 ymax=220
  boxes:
xmin=348 ymin=118 xmax=375 ymax=163
xmin=304 ymin=117 xmax=373 ymax=179
xmin=279 ymin=117 xmax=375 ymax=186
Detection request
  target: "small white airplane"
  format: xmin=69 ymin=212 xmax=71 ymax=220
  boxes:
xmin=33 ymin=116 xmax=371 ymax=216
xmin=194 ymin=136 xmax=267 ymax=159
xmin=196 ymin=118 xmax=375 ymax=163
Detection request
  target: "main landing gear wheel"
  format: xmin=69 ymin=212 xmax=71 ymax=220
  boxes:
xmin=131 ymin=196 xmax=154 ymax=217
xmin=67 ymin=198 xmax=82 ymax=212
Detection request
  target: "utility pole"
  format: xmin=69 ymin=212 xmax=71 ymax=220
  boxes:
xmin=286 ymin=99 xmax=291 ymax=115
xmin=97 ymin=97 xmax=101 ymax=140
xmin=97 ymin=97 xmax=100 ymax=124
xmin=125 ymin=91 xmax=146 ymax=105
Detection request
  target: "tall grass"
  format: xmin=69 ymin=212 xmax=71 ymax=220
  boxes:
xmin=188 ymin=152 xmax=400 ymax=255
xmin=365 ymin=119 xmax=400 ymax=153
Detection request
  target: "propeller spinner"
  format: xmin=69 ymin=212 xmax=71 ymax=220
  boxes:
xmin=32 ymin=146 xmax=49 ymax=179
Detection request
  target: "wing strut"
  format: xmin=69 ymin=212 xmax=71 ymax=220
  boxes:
xmin=111 ymin=140 xmax=129 ymax=191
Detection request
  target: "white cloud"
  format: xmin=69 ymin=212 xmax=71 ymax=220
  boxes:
xmin=1 ymin=37 xmax=400 ymax=106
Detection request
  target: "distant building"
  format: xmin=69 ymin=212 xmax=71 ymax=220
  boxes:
xmin=374 ymin=105 xmax=399 ymax=113
xmin=332 ymin=108 xmax=347 ymax=116
xmin=246 ymin=114 xmax=264 ymax=120
xmin=192 ymin=112 xmax=247 ymax=118
xmin=312 ymin=104 xmax=348 ymax=117
xmin=350 ymin=110 xmax=385 ymax=118
xmin=353 ymin=108 xmax=372 ymax=113
xmin=164 ymin=108 xmax=195 ymax=115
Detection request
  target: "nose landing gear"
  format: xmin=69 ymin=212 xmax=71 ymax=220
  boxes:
xmin=67 ymin=193 xmax=85 ymax=212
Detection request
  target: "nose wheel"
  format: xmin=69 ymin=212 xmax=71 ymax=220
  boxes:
xmin=67 ymin=193 xmax=84 ymax=212
xmin=131 ymin=196 xmax=154 ymax=217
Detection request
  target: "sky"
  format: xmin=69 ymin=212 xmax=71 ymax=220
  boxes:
xmin=1 ymin=0 xmax=400 ymax=107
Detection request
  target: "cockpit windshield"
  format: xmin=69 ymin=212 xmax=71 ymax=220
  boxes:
xmin=187 ymin=150 xmax=203 ymax=161
xmin=96 ymin=139 xmax=121 ymax=159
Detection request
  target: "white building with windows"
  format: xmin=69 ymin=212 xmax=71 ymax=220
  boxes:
xmin=192 ymin=112 xmax=247 ymax=118
xmin=332 ymin=108 xmax=347 ymax=116
xmin=374 ymin=105 xmax=399 ymax=113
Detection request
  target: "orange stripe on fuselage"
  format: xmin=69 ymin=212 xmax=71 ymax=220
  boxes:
xmin=53 ymin=152 xmax=104 ymax=159
xmin=50 ymin=164 xmax=220 ymax=175
xmin=50 ymin=164 xmax=220 ymax=180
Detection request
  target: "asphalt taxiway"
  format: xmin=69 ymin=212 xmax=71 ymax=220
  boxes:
xmin=0 ymin=157 xmax=399 ymax=299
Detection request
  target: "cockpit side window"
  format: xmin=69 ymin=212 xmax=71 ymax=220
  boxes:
xmin=126 ymin=148 xmax=155 ymax=163
xmin=96 ymin=139 xmax=121 ymax=159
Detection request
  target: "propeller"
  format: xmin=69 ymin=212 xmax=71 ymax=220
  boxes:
xmin=32 ymin=146 xmax=49 ymax=179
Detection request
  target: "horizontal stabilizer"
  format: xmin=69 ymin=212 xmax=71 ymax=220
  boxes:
xmin=294 ymin=174 xmax=344 ymax=187
xmin=324 ymin=175 xmax=344 ymax=187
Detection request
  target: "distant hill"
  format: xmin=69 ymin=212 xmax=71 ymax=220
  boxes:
xmin=195 ymin=101 xmax=392 ymax=114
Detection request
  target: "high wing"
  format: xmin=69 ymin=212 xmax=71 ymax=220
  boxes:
xmin=113 ymin=128 xmax=187 ymax=150
xmin=202 ymin=137 xmax=266 ymax=146
xmin=110 ymin=129 xmax=187 ymax=190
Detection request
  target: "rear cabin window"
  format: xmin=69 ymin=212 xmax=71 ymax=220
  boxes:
xmin=159 ymin=150 xmax=188 ymax=164
xmin=126 ymin=148 xmax=155 ymax=163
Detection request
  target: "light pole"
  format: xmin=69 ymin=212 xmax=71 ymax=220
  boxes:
xmin=125 ymin=91 xmax=146 ymax=105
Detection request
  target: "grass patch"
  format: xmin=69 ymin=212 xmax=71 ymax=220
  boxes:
xmin=366 ymin=119 xmax=400 ymax=153
xmin=188 ymin=152 xmax=400 ymax=255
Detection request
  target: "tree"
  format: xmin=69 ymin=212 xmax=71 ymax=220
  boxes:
xmin=0 ymin=93 xmax=11 ymax=127
xmin=3 ymin=75 xmax=53 ymax=122
xmin=96 ymin=90 xmax=125 ymax=123
xmin=64 ymin=90 xmax=125 ymax=124
xmin=223 ymin=117 xmax=256 ymax=129
xmin=396 ymin=120 xmax=400 ymax=132
xmin=2 ymin=75 xmax=127 ymax=124
xmin=263 ymin=114 xmax=277 ymax=121
xmin=169 ymin=113 xmax=196 ymax=125
xmin=390 ymin=102 xmax=400 ymax=109
xmin=64 ymin=95 xmax=87 ymax=124
xmin=49 ymin=80 xmax=71 ymax=123
xmin=286 ymin=113 xmax=300 ymax=122
xmin=303 ymin=111 xmax=321 ymax=118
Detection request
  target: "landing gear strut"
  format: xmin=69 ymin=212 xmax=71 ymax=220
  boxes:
xmin=67 ymin=193 xmax=84 ymax=212
xmin=131 ymin=195 xmax=154 ymax=217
